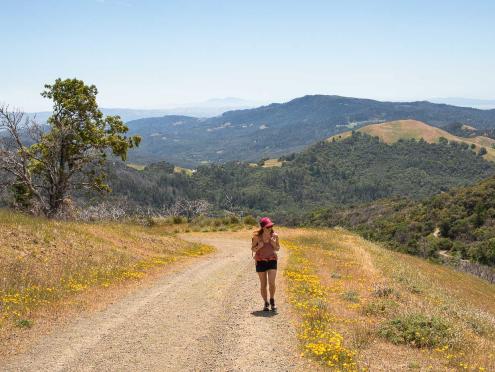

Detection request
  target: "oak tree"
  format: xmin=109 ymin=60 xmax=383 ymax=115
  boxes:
xmin=0 ymin=78 xmax=141 ymax=217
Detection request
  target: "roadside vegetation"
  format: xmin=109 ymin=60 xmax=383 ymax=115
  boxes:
xmin=37 ymin=131 xmax=492 ymax=226
xmin=146 ymin=214 xmax=258 ymax=233
xmin=282 ymin=228 xmax=495 ymax=371
xmin=309 ymin=175 xmax=495 ymax=278
xmin=0 ymin=209 xmax=216 ymax=335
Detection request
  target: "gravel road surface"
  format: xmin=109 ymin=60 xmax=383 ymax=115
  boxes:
xmin=3 ymin=233 xmax=310 ymax=371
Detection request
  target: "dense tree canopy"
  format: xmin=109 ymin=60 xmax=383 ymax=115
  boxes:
xmin=98 ymin=132 xmax=495 ymax=222
xmin=0 ymin=79 xmax=141 ymax=217
xmin=308 ymin=176 xmax=495 ymax=267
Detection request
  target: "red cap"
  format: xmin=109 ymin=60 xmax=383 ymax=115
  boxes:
xmin=259 ymin=217 xmax=274 ymax=228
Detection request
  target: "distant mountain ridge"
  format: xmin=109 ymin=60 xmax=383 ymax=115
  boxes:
xmin=430 ymin=97 xmax=495 ymax=109
xmin=27 ymin=97 xmax=259 ymax=123
xmin=124 ymin=95 xmax=495 ymax=167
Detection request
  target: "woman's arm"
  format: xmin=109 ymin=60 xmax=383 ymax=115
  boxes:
xmin=251 ymin=235 xmax=263 ymax=252
xmin=270 ymin=233 xmax=280 ymax=251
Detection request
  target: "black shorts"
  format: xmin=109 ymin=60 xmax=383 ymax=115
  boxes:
xmin=255 ymin=260 xmax=277 ymax=272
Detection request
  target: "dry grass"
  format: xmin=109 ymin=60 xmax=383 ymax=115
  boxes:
xmin=282 ymin=227 xmax=495 ymax=371
xmin=173 ymin=166 xmax=194 ymax=175
xmin=262 ymin=159 xmax=284 ymax=167
xmin=126 ymin=163 xmax=195 ymax=175
xmin=327 ymin=120 xmax=495 ymax=161
xmin=0 ymin=209 xmax=214 ymax=332
xmin=126 ymin=162 xmax=146 ymax=171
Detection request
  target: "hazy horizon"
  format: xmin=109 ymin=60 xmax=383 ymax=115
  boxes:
xmin=25 ymin=95 xmax=495 ymax=115
xmin=2 ymin=0 xmax=495 ymax=111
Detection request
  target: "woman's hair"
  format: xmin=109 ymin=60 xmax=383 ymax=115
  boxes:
xmin=254 ymin=226 xmax=274 ymax=237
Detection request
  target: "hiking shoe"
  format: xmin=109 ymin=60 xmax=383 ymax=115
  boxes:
xmin=270 ymin=298 xmax=277 ymax=312
xmin=263 ymin=301 xmax=270 ymax=311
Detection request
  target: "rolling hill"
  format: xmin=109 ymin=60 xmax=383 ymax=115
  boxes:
xmin=328 ymin=120 xmax=495 ymax=161
xmin=97 ymin=132 xmax=495 ymax=223
xmin=124 ymin=95 xmax=495 ymax=167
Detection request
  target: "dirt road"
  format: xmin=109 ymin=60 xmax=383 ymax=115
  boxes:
xmin=3 ymin=233 xmax=309 ymax=371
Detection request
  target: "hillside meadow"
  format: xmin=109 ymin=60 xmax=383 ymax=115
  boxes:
xmin=0 ymin=210 xmax=221 ymax=346
xmin=278 ymin=227 xmax=495 ymax=371
xmin=327 ymin=120 xmax=495 ymax=161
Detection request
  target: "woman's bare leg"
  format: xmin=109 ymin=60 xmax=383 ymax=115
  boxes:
xmin=267 ymin=269 xmax=277 ymax=299
xmin=257 ymin=271 xmax=268 ymax=303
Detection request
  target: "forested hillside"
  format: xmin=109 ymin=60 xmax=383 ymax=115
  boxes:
xmin=308 ymin=175 xmax=495 ymax=269
xmin=124 ymin=95 xmax=495 ymax=166
xmin=96 ymin=133 xmax=495 ymax=222
xmin=443 ymin=121 xmax=495 ymax=140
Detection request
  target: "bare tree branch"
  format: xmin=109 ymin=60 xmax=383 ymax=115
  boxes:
xmin=0 ymin=104 xmax=48 ymax=213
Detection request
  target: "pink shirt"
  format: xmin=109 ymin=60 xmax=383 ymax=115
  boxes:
xmin=254 ymin=238 xmax=278 ymax=261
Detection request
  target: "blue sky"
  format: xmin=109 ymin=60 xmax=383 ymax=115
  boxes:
xmin=1 ymin=0 xmax=494 ymax=111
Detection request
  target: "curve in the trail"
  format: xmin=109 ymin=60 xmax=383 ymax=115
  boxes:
xmin=3 ymin=234 xmax=311 ymax=372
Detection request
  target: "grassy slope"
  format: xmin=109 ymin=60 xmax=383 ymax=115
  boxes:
xmin=126 ymin=162 xmax=146 ymax=171
xmin=262 ymin=159 xmax=284 ymax=168
xmin=126 ymin=162 xmax=194 ymax=175
xmin=328 ymin=120 xmax=495 ymax=161
xmin=0 ymin=210 xmax=214 ymax=331
xmin=282 ymin=227 xmax=495 ymax=371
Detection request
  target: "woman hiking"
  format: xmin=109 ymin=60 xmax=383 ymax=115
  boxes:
xmin=251 ymin=217 xmax=280 ymax=312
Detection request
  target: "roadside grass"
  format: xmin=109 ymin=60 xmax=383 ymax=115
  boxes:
xmin=283 ymin=239 xmax=358 ymax=371
xmin=0 ymin=209 xmax=214 ymax=331
xmin=283 ymin=228 xmax=495 ymax=371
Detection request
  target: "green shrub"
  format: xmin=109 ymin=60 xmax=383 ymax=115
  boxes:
xmin=242 ymin=215 xmax=257 ymax=225
xmin=173 ymin=216 xmax=186 ymax=224
xmin=143 ymin=216 xmax=157 ymax=227
xmin=433 ymin=238 xmax=453 ymax=251
xmin=372 ymin=284 xmax=395 ymax=298
xmin=229 ymin=215 xmax=240 ymax=224
xmin=407 ymin=362 xmax=420 ymax=369
xmin=16 ymin=319 xmax=33 ymax=328
xmin=378 ymin=313 xmax=455 ymax=348
xmin=342 ymin=290 xmax=360 ymax=303
xmin=191 ymin=215 xmax=209 ymax=227
xmin=469 ymin=239 xmax=495 ymax=266
xmin=362 ymin=299 xmax=398 ymax=316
